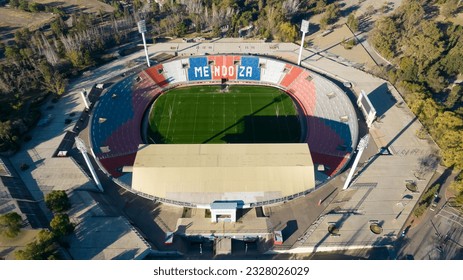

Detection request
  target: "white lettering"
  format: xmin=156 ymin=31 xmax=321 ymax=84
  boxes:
xmin=239 ymin=66 xmax=245 ymax=77
xmin=213 ymin=66 xmax=220 ymax=77
xmin=229 ymin=66 xmax=234 ymax=77
xmin=194 ymin=66 xmax=202 ymax=77
xmin=246 ymin=66 xmax=252 ymax=77
xmin=203 ymin=66 xmax=210 ymax=77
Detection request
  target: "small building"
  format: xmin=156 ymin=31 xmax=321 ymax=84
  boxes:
xmin=274 ymin=231 xmax=283 ymax=245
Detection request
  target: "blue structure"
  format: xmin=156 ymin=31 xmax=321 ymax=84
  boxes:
xmin=187 ymin=57 xmax=211 ymax=81
xmin=237 ymin=56 xmax=260 ymax=81
xmin=91 ymin=78 xmax=135 ymax=154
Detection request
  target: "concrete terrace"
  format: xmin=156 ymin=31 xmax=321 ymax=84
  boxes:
xmin=67 ymin=190 xmax=150 ymax=260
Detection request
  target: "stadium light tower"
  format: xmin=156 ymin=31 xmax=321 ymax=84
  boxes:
xmin=75 ymin=137 xmax=103 ymax=192
xmin=138 ymin=20 xmax=151 ymax=67
xmin=297 ymin=20 xmax=309 ymax=65
xmin=80 ymin=89 xmax=90 ymax=110
xmin=343 ymin=134 xmax=370 ymax=190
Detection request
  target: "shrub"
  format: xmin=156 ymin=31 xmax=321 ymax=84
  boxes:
xmin=45 ymin=190 xmax=70 ymax=213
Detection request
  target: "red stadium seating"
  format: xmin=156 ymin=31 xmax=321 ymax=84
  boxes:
xmin=145 ymin=65 xmax=169 ymax=87
xmin=279 ymin=64 xmax=304 ymax=88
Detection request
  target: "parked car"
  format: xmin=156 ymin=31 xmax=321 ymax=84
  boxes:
xmin=430 ymin=194 xmax=440 ymax=211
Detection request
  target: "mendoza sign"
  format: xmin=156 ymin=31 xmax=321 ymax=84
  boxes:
xmin=187 ymin=57 xmax=260 ymax=81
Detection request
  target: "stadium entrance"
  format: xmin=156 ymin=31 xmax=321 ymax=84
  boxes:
xmin=210 ymin=202 xmax=238 ymax=222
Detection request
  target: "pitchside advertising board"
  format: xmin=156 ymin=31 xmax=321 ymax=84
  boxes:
xmin=187 ymin=56 xmax=261 ymax=81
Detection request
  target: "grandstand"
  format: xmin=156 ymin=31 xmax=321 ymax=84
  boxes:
xmin=90 ymin=55 xmax=358 ymax=206
xmin=132 ymin=143 xmax=315 ymax=206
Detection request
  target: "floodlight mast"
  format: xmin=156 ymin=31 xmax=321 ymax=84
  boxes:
xmin=75 ymin=137 xmax=103 ymax=192
xmin=343 ymin=134 xmax=370 ymax=190
xmin=80 ymin=89 xmax=90 ymax=110
xmin=138 ymin=20 xmax=151 ymax=67
xmin=298 ymin=20 xmax=309 ymax=65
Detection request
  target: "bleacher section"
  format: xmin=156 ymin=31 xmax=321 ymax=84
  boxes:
xmin=145 ymin=64 xmax=169 ymax=87
xmin=259 ymin=58 xmax=286 ymax=84
xmin=208 ymin=55 xmax=240 ymax=80
xmin=90 ymin=55 xmax=358 ymax=180
xmin=238 ymin=56 xmax=260 ymax=81
xmin=162 ymin=60 xmax=187 ymax=84
xmin=279 ymin=64 xmax=303 ymax=88
xmin=91 ymin=71 xmax=162 ymax=176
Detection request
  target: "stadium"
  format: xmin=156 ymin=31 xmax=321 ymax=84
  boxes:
xmin=90 ymin=55 xmax=358 ymax=209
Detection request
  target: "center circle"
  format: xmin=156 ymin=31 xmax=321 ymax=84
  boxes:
xmin=146 ymin=85 xmax=302 ymax=144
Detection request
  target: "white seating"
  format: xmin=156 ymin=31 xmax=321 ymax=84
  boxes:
xmin=259 ymin=58 xmax=286 ymax=84
xmin=162 ymin=60 xmax=187 ymax=84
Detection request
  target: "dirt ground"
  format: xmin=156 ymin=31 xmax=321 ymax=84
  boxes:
xmin=0 ymin=229 xmax=40 ymax=260
xmin=0 ymin=0 xmax=114 ymax=42
xmin=34 ymin=0 xmax=114 ymax=14
xmin=0 ymin=7 xmax=55 ymax=30
xmin=308 ymin=24 xmax=377 ymax=69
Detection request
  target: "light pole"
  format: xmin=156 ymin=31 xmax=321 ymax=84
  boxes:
xmin=75 ymin=137 xmax=103 ymax=192
xmin=138 ymin=20 xmax=150 ymax=67
xmin=297 ymin=19 xmax=309 ymax=65
xmin=343 ymin=134 xmax=370 ymax=190
xmin=80 ymin=89 xmax=90 ymax=110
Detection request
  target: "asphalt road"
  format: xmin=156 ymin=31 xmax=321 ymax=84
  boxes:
xmin=393 ymin=168 xmax=463 ymax=260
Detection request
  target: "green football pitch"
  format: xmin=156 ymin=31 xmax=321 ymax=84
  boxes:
xmin=147 ymin=85 xmax=301 ymax=144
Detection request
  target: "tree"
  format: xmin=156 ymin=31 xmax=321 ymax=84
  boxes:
xmin=426 ymin=63 xmax=446 ymax=93
xmin=347 ymin=13 xmax=359 ymax=32
xmin=212 ymin=25 xmax=221 ymax=37
xmin=278 ymin=22 xmax=297 ymax=42
xmin=50 ymin=214 xmax=74 ymax=238
xmin=4 ymin=46 xmax=21 ymax=62
xmin=28 ymin=2 xmax=40 ymax=12
xmin=18 ymin=0 xmax=28 ymax=11
xmin=50 ymin=18 xmax=67 ymax=36
xmin=14 ymin=230 xmax=58 ymax=260
xmin=133 ymin=0 xmax=142 ymax=11
xmin=320 ymin=3 xmax=340 ymax=26
xmin=8 ymin=0 xmax=19 ymax=8
xmin=0 ymin=212 xmax=22 ymax=238
xmin=403 ymin=21 xmax=444 ymax=71
xmin=397 ymin=0 xmax=425 ymax=37
xmin=413 ymin=203 xmax=427 ymax=217
xmin=445 ymin=85 xmax=462 ymax=109
xmin=0 ymin=121 xmax=14 ymax=151
xmin=45 ymin=190 xmax=70 ymax=213
xmin=370 ymin=17 xmax=399 ymax=60
xmin=313 ymin=0 xmax=327 ymax=14
xmin=175 ymin=21 xmax=188 ymax=37
xmin=319 ymin=15 xmax=329 ymax=30
xmin=36 ymin=62 xmax=68 ymax=96
xmin=398 ymin=56 xmax=418 ymax=82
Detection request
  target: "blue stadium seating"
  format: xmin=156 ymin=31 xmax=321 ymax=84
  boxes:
xmin=237 ymin=56 xmax=260 ymax=81
xmin=187 ymin=57 xmax=211 ymax=81
xmin=92 ymin=77 xmax=135 ymax=155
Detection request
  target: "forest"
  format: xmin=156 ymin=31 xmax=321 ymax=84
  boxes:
xmin=370 ymin=0 xmax=463 ymax=204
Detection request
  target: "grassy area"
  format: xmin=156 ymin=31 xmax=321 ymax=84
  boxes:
xmin=148 ymin=85 xmax=301 ymax=144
